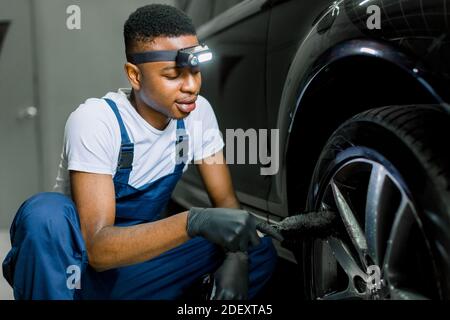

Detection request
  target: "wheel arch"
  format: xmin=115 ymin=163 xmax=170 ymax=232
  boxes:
xmin=281 ymin=41 xmax=448 ymax=215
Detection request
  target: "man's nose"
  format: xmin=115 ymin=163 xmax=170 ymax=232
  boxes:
xmin=181 ymin=71 xmax=199 ymax=94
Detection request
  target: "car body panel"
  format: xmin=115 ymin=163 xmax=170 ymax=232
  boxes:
xmin=174 ymin=0 xmax=272 ymax=212
xmin=268 ymin=0 xmax=450 ymax=216
xmin=173 ymin=0 xmax=450 ymax=221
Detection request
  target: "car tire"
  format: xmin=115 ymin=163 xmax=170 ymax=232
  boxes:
xmin=302 ymin=105 xmax=450 ymax=300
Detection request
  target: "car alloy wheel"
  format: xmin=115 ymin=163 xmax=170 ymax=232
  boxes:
xmin=303 ymin=105 xmax=450 ymax=300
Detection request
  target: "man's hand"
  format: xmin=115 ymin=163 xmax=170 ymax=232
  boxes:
xmin=187 ymin=207 xmax=260 ymax=252
xmin=211 ymin=251 xmax=249 ymax=300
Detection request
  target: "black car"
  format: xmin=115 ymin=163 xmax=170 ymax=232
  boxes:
xmin=173 ymin=0 xmax=450 ymax=300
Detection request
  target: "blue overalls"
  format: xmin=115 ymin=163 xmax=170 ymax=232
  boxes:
xmin=2 ymin=98 xmax=277 ymax=300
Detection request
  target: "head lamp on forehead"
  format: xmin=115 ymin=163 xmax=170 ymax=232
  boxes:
xmin=127 ymin=44 xmax=213 ymax=68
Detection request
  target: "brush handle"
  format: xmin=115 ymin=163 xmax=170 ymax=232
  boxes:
xmin=255 ymin=221 xmax=284 ymax=242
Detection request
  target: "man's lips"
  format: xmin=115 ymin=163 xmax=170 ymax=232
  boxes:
xmin=175 ymin=99 xmax=197 ymax=113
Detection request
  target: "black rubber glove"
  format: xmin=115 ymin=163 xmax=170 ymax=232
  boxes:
xmin=187 ymin=207 xmax=261 ymax=252
xmin=210 ymin=251 xmax=249 ymax=300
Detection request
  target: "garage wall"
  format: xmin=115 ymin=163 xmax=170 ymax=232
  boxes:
xmin=33 ymin=0 xmax=177 ymax=192
xmin=0 ymin=1 xmax=181 ymax=299
xmin=0 ymin=0 xmax=177 ymax=229
xmin=0 ymin=0 xmax=40 ymax=229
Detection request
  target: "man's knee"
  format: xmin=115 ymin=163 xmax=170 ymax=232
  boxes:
xmin=13 ymin=192 xmax=77 ymax=236
xmin=251 ymin=235 xmax=277 ymax=254
xmin=250 ymin=236 xmax=277 ymax=267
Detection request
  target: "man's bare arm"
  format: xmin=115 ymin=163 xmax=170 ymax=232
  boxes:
xmin=70 ymin=171 xmax=190 ymax=272
xmin=196 ymin=150 xmax=240 ymax=209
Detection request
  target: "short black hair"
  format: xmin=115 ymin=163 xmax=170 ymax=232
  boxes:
xmin=124 ymin=4 xmax=196 ymax=54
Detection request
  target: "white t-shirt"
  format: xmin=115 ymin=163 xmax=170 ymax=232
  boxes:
xmin=53 ymin=88 xmax=224 ymax=197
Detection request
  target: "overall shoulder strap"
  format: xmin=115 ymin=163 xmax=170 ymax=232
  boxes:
xmin=174 ymin=119 xmax=188 ymax=173
xmin=104 ymin=98 xmax=134 ymax=185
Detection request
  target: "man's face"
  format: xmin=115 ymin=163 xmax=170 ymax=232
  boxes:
xmin=132 ymin=35 xmax=202 ymax=119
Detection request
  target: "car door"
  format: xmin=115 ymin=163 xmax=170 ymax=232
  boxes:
xmin=175 ymin=0 xmax=272 ymax=212
xmin=265 ymin=0 xmax=333 ymax=215
xmin=0 ymin=0 xmax=41 ymax=229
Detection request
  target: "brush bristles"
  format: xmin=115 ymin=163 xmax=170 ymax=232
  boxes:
xmin=255 ymin=210 xmax=343 ymax=247
xmin=278 ymin=211 xmax=341 ymax=240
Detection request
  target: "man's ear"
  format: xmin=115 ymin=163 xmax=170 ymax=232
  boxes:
xmin=124 ymin=63 xmax=141 ymax=91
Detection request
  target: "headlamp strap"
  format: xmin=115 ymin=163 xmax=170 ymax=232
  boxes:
xmin=127 ymin=50 xmax=178 ymax=65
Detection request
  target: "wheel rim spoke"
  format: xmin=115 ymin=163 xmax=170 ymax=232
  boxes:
xmin=383 ymin=194 xmax=414 ymax=283
xmin=331 ymin=181 xmax=368 ymax=263
xmin=327 ymin=237 xmax=367 ymax=281
xmin=365 ymin=163 xmax=394 ymax=265
xmin=321 ymin=237 xmax=368 ymax=300
xmin=320 ymin=287 xmax=364 ymax=300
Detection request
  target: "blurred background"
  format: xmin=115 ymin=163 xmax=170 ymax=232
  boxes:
xmin=0 ymin=0 xmax=298 ymax=300
xmin=0 ymin=0 xmax=285 ymax=301
xmin=0 ymin=0 xmax=235 ymax=300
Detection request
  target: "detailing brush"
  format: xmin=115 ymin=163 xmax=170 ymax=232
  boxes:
xmin=256 ymin=210 xmax=343 ymax=244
